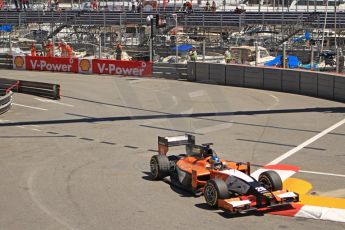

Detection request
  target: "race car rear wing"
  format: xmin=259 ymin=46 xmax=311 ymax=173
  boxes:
xmin=158 ymin=134 xmax=195 ymax=155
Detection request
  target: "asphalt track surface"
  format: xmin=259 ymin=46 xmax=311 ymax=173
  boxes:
xmin=0 ymin=69 xmax=345 ymax=230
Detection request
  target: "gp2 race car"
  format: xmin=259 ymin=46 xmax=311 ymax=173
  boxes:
xmin=149 ymin=134 xmax=299 ymax=214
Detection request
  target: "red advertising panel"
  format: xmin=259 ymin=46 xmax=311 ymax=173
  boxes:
xmin=25 ymin=56 xmax=78 ymax=73
xmin=13 ymin=56 xmax=152 ymax=77
xmin=92 ymin=59 xmax=152 ymax=77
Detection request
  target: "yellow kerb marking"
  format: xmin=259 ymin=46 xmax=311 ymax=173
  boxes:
xmin=284 ymin=178 xmax=345 ymax=209
xmin=284 ymin=178 xmax=312 ymax=195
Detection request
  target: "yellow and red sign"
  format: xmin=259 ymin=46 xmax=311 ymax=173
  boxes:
xmin=13 ymin=56 xmax=152 ymax=77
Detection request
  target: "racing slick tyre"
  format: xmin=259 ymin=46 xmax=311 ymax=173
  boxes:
xmin=204 ymin=179 xmax=230 ymax=208
xmin=258 ymin=171 xmax=282 ymax=191
xmin=150 ymin=155 xmax=170 ymax=180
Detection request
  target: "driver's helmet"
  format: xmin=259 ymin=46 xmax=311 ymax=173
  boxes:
xmin=209 ymin=156 xmax=222 ymax=170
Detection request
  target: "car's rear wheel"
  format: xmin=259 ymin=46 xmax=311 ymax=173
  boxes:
xmin=150 ymin=155 xmax=170 ymax=180
xmin=258 ymin=171 xmax=282 ymax=191
xmin=204 ymin=179 xmax=229 ymax=208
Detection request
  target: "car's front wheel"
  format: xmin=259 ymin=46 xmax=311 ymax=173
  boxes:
xmin=258 ymin=171 xmax=282 ymax=191
xmin=204 ymin=179 xmax=230 ymax=208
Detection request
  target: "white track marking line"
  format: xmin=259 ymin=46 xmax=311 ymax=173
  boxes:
xmin=268 ymin=93 xmax=280 ymax=103
xmin=268 ymin=117 xmax=345 ymax=165
xmin=15 ymin=126 xmax=41 ymax=132
xmin=180 ymin=108 xmax=194 ymax=115
xmin=267 ymin=93 xmax=280 ymax=110
xmin=196 ymin=123 xmax=233 ymax=134
xmin=31 ymin=129 xmax=42 ymax=132
xmin=12 ymin=103 xmax=47 ymax=111
xmin=34 ymin=98 xmax=74 ymax=107
xmin=251 ymin=163 xmax=345 ymax=178
xmin=172 ymin=96 xmax=178 ymax=104
xmin=0 ymin=119 xmax=11 ymax=123
xmin=2 ymin=118 xmax=42 ymax=132
xmin=300 ymin=170 xmax=345 ymax=178
xmin=28 ymin=169 xmax=75 ymax=230
xmin=189 ymin=90 xmax=205 ymax=97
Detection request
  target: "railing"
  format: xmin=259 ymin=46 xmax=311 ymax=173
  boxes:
xmin=1 ymin=11 xmax=345 ymax=28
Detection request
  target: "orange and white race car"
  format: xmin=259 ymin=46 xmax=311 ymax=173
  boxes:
xmin=149 ymin=134 xmax=299 ymax=214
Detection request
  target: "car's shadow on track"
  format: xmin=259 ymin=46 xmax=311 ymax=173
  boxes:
xmin=141 ymin=171 xmax=195 ymax=197
xmin=195 ymin=203 xmax=296 ymax=219
xmin=195 ymin=203 xmax=265 ymax=218
xmin=168 ymin=182 xmax=195 ymax=198
xmin=141 ymin=171 xmax=154 ymax=181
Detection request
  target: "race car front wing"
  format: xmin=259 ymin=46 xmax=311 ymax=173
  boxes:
xmin=217 ymin=191 xmax=299 ymax=214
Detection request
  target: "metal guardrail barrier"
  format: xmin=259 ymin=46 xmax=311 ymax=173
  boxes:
xmin=153 ymin=63 xmax=188 ymax=80
xmin=0 ymin=78 xmax=60 ymax=100
xmin=0 ymin=90 xmax=13 ymax=115
xmin=20 ymin=80 xmax=61 ymax=99
xmin=0 ymin=78 xmax=18 ymax=92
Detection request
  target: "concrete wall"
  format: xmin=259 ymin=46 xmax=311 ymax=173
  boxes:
xmin=282 ymin=69 xmax=300 ymax=94
xmin=300 ymin=71 xmax=318 ymax=97
xmin=244 ymin=66 xmax=264 ymax=88
xmin=334 ymin=75 xmax=345 ymax=102
xmin=263 ymin=68 xmax=282 ymax=91
xmin=188 ymin=61 xmax=345 ymax=103
xmin=195 ymin=62 xmax=210 ymax=82
xmin=318 ymin=73 xmax=334 ymax=100
xmin=209 ymin=63 xmax=226 ymax=85
xmin=225 ymin=65 xmax=245 ymax=87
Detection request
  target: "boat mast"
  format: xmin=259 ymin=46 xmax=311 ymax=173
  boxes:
xmin=334 ymin=0 xmax=337 ymax=49
xmin=320 ymin=0 xmax=329 ymax=54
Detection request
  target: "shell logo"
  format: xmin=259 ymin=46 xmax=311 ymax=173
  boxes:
xmin=79 ymin=59 xmax=91 ymax=72
xmin=14 ymin=56 xmax=24 ymax=68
